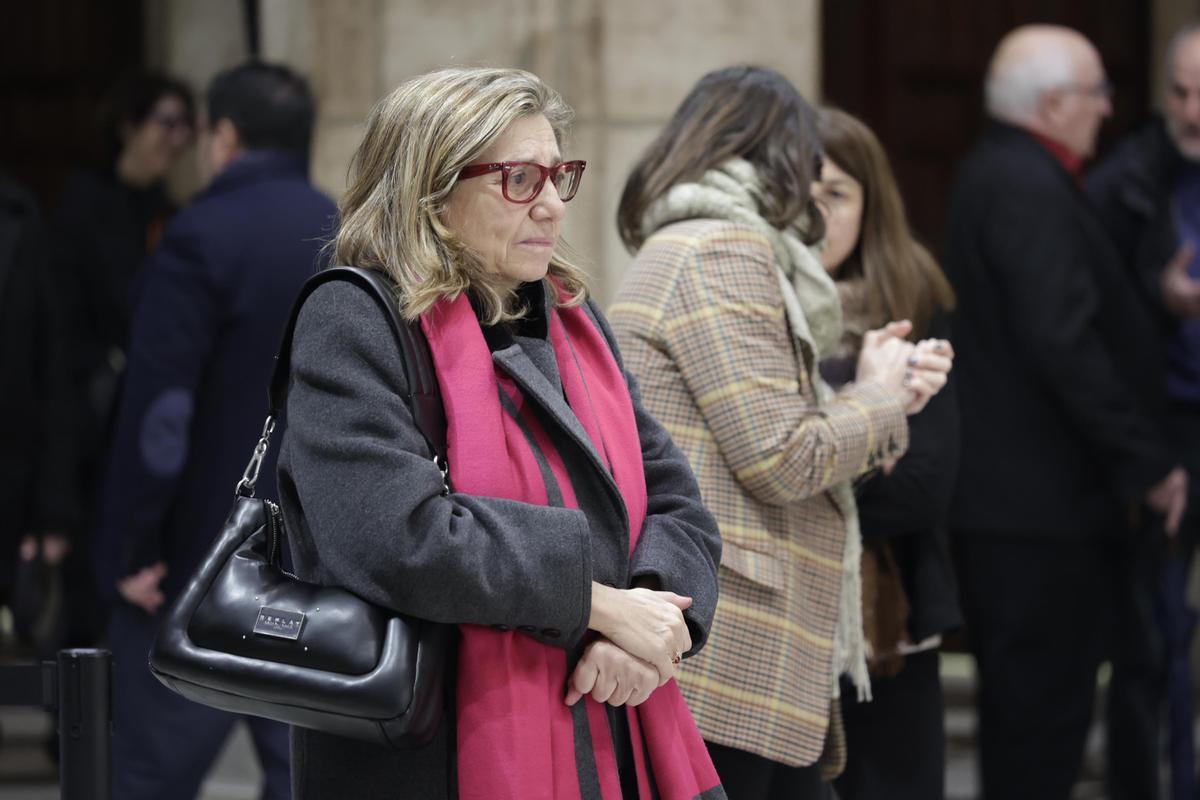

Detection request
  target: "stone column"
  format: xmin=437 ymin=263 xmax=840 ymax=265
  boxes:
xmin=1151 ymin=0 xmax=1200 ymax=106
xmin=143 ymin=0 xmax=249 ymax=201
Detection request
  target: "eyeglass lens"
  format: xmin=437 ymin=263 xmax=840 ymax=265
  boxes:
xmin=505 ymin=163 xmax=583 ymax=202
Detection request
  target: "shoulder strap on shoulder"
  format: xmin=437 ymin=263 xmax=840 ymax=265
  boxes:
xmin=268 ymin=266 xmax=446 ymax=461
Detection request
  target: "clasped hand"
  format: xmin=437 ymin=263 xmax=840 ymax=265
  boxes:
xmin=570 ymin=583 xmax=692 ymax=707
xmin=566 ymin=639 xmax=659 ymax=707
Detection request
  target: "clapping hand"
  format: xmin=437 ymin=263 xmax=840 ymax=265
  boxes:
xmin=857 ymin=320 xmax=954 ymax=415
xmin=902 ymin=337 xmax=955 ymax=415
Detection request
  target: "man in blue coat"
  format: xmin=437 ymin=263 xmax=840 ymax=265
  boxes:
xmin=92 ymin=61 xmax=336 ymax=799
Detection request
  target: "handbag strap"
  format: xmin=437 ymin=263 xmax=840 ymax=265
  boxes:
xmin=235 ymin=266 xmax=448 ymax=497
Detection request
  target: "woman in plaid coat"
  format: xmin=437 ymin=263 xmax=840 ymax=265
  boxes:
xmin=609 ymin=66 xmax=954 ymax=799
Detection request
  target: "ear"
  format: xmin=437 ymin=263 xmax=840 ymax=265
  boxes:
xmin=1036 ymin=87 xmax=1065 ymax=125
xmin=213 ymin=118 xmax=241 ymax=159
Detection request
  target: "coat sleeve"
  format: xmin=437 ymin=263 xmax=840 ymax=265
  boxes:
xmin=585 ymin=300 xmax=721 ymax=656
xmin=91 ymin=219 xmax=219 ymax=595
xmin=984 ymin=185 xmax=1173 ymax=500
xmin=660 ymin=225 xmax=909 ymax=507
xmin=282 ymin=281 xmax=594 ymax=649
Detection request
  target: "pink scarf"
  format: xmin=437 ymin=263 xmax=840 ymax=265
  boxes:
xmin=421 ymin=287 xmax=721 ymax=799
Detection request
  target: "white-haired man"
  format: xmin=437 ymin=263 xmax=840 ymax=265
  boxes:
xmin=1088 ymin=23 xmax=1200 ymax=800
xmin=944 ymin=24 xmax=1185 ymax=800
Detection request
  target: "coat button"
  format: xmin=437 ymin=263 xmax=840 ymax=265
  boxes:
xmin=541 ymin=628 xmax=561 ymax=638
xmin=491 ymin=624 xmax=511 ymax=632
xmin=517 ymin=625 xmax=536 ymax=633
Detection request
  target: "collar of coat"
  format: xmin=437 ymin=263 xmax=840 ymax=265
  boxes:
xmin=201 ymin=150 xmax=310 ymax=201
xmin=639 ymin=158 xmax=844 ymax=359
xmin=1106 ymin=117 xmax=1188 ymax=220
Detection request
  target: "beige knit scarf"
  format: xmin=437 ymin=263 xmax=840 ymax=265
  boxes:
xmin=641 ymin=158 xmax=871 ymax=701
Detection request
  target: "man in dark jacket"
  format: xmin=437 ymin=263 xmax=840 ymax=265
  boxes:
xmin=92 ymin=62 xmax=335 ymax=799
xmin=1087 ymin=24 xmax=1200 ymax=800
xmin=944 ymin=25 xmax=1185 ymax=800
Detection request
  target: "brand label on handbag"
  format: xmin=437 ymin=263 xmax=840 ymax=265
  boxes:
xmin=253 ymin=607 xmax=305 ymax=641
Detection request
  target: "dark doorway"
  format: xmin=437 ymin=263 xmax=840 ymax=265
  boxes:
xmin=0 ymin=0 xmax=145 ymax=209
xmin=822 ymin=0 xmax=1150 ymax=252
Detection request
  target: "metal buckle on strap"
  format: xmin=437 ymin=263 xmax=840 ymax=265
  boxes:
xmin=235 ymin=416 xmax=277 ymax=497
xmin=434 ymin=454 xmax=449 ymax=496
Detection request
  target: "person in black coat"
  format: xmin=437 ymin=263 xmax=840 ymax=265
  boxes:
xmin=91 ymin=62 xmax=336 ymax=800
xmin=47 ymin=74 xmax=196 ymax=651
xmin=54 ymin=73 xmax=195 ymax=517
xmin=0 ymin=174 xmax=76 ymax=626
xmin=1087 ymin=24 xmax=1200 ymax=800
xmin=943 ymin=25 xmax=1185 ymax=800
xmin=812 ymin=107 xmax=961 ymax=800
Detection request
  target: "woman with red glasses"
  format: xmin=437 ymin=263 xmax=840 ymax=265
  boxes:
xmin=278 ymin=66 xmax=724 ymax=799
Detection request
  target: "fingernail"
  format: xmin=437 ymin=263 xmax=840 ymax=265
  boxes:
xmin=907 ymin=356 xmax=918 ymax=367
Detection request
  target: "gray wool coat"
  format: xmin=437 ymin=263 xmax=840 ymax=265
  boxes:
xmin=277 ymin=278 xmax=722 ymax=799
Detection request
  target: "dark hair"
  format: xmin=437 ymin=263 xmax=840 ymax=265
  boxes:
xmin=207 ymin=61 xmax=315 ymax=153
xmin=102 ymin=73 xmax=195 ymax=164
xmin=617 ymin=65 xmax=825 ymax=251
xmin=817 ymin=107 xmax=954 ymax=338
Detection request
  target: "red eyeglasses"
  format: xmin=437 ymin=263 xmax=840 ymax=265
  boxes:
xmin=457 ymin=160 xmax=587 ymax=203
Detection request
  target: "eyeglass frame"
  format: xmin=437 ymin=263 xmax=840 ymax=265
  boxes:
xmin=456 ymin=160 xmax=587 ymax=204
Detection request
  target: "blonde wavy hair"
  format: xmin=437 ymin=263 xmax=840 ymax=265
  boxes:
xmin=331 ymin=67 xmax=589 ymax=323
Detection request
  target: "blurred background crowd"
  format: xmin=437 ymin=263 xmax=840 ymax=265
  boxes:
xmin=2 ymin=1 xmax=1200 ymax=799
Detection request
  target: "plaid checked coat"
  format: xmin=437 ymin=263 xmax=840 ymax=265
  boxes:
xmin=609 ymin=218 xmax=910 ymax=768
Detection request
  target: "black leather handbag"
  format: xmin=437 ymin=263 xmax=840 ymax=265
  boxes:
xmin=149 ymin=266 xmax=454 ymax=749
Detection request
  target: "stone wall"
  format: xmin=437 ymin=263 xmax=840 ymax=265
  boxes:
xmin=147 ymin=0 xmax=1194 ymax=303
xmin=149 ymin=0 xmax=820 ymax=302
xmin=1152 ymin=0 xmax=1199 ymax=108
xmin=264 ymin=0 xmax=822 ymax=302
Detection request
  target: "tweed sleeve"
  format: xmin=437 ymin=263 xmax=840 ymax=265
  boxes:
xmin=658 ymin=224 xmax=908 ymax=507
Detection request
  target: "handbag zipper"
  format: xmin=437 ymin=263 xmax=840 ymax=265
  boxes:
xmin=265 ymin=499 xmax=283 ymax=566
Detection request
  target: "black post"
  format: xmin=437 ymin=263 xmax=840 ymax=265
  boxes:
xmin=56 ymin=649 xmax=111 ymax=800
xmin=243 ymin=0 xmax=260 ymax=57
